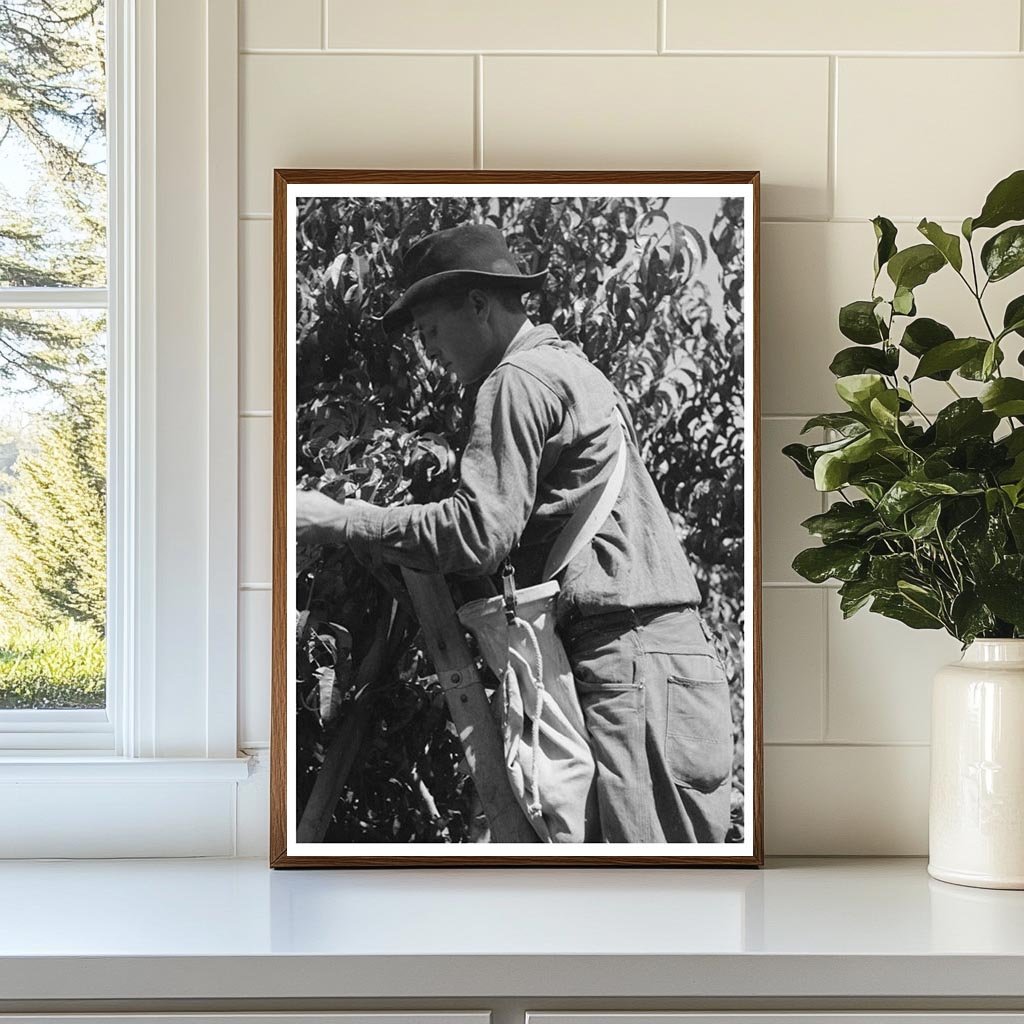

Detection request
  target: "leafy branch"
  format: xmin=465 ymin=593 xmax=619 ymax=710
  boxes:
xmin=786 ymin=170 xmax=1024 ymax=644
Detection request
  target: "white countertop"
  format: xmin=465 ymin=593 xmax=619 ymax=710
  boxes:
xmin=1 ymin=856 xmax=1023 ymax=1001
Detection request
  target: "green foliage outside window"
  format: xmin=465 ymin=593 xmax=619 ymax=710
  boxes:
xmin=0 ymin=0 xmax=107 ymax=708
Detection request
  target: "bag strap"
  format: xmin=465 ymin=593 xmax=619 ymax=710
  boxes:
xmin=541 ymin=407 xmax=629 ymax=582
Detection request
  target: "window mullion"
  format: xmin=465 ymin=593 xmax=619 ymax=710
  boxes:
xmin=0 ymin=287 xmax=108 ymax=310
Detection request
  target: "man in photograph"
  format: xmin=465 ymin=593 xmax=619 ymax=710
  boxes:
xmin=295 ymin=221 xmax=734 ymax=843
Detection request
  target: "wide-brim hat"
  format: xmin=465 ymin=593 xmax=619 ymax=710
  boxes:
xmin=381 ymin=222 xmax=547 ymax=333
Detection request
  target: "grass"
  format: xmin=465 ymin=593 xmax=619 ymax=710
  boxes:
xmin=0 ymin=619 xmax=105 ymax=709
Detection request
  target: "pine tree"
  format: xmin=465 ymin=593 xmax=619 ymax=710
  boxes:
xmin=0 ymin=0 xmax=106 ymax=393
xmin=0 ymin=371 xmax=105 ymax=631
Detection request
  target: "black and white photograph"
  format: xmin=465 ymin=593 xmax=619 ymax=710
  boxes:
xmin=272 ymin=171 xmax=761 ymax=866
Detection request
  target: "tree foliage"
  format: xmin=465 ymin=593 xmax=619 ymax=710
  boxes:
xmin=0 ymin=0 xmax=107 ymax=696
xmin=786 ymin=169 xmax=1024 ymax=643
xmin=0 ymin=0 xmax=106 ymax=395
xmin=295 ymin=195 xmax=747 ymax=842
xmin=0 ymin=369 xmax=105 ymax=632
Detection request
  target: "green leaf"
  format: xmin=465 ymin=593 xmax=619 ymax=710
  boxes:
xmin=838 ymin=578 xmax=881 ymax=618
xmin=976 ymin=573 xmax=1024 ymax=629
xmin=971 ymin=168 xmax=1024 ymax=232
xmin=911 ymin=337 xmax=987 ymax=380
xmin=868 ymin=552 xmax=915 ymax=587
xmin=917 ymin=219 xmax=963 ymax=272
xmin=959 ymin=343 xmax=1004 ymax=381
xmin=872 ymin=216 xmax=898 ymax=277
xmin=792 ymin=542 xmax=866 ymax=584
xmin=981 ymin=225 xmax=1024 ymax=282
xmin=892 ymin=286 xmax=916 ymax=316
xmin=800 ymin=501 xmax=879 ymax=543
xmin=782 ymin=442 xmax=814 ymax=479
xmin=908 ymin=500 xmax=942 ymax=539
xmin=871 ymin=594 xmax=943 ymax=630
xmin=814 ymin=451 xmax=850 ymax=491
xmin=839 ymin=299 xmax=886 ymax=345
xmin=868 ymin=389 xmax=902 ymax=431
xmin=835 ymin=373 xmax=886 ymax=414
xmin=980 ymin=378 xmax=1024 ymax=418
xmin=887 ymin=243 xmax=946 ymax=291
xmin=933 ymin=399 xmax=998 ymax=445
xmin=877 ymin=479 xmax=958 ymax=524
xmin=950 ymin=593 xmax=995 ymax=644
xmin=800 ymin=412 xmax=866 ymax=435
xmin=982 ymin=341 xmax=1000 ymax=381
xmin=962 ymin=216 xmax=974 ymax=241
xmin=900 ymin=317 xmax=955 ymax=359
xmin=829 ymin=345 xmax=899 ymax=378
xmin=846 ymin=431 xmax=888 ymax=463
xmin=1002 ymin=295 xmax=1024 ymax=340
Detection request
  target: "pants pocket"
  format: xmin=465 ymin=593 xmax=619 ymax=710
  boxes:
xmin=666 ymin=653 xmax=733 ymax=794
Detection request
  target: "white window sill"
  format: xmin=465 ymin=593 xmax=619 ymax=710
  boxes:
xmin=0 ymin=756 xmax=255 ymax=858
xmin=0 ymin=754 xmax=252 ymax=782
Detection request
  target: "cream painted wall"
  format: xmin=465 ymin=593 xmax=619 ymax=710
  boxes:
xmin=234 ymin=0 xmax=1024 ymax=855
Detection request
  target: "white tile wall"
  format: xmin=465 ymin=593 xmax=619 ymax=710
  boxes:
xmin=239 ymin=590 xmax=272 ymax=748
xmin=826 ymin=602 xmax=962 ymax=744
xmin=762 ymin=588 xmax=825 ymax=743
xmin=240 ymin=416 xmax=272 ymax=586
xmin=240 ymin=219 xmax=272 ymax=412
xmin=483 ymin=56 xmax=831 ymax=220
xmin=240 ymin=0 xmax=321 ymax=50
xmin=835 ymin=58 xmax=1024 ymax=220
xmin=236 ymin=3 xmax=1024 ymax=854
xmin=665 ymin=0 xmax=1021 ymax=53
xmin=240 ymin=54 xmax=475 ymax=213
xmin=326 ymin=0 xmax=659 ymax=51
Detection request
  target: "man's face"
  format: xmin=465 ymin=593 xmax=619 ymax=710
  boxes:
xmin=410 ymin=292 xmax=492 ymax=384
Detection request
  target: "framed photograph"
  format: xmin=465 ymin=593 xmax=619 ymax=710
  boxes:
xmin=271 ymin=170 xmax=762 ymax=867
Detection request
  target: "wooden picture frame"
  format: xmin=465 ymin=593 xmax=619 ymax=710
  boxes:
xmin=271 ymin=170 xmax=762 ymax=867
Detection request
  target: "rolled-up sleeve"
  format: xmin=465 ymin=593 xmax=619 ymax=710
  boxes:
xmin=343 ymin=365 xmax=567 ymax=575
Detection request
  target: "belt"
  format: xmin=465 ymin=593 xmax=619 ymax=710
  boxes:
xmin=561 ymin=603 xmax=697 ymax=641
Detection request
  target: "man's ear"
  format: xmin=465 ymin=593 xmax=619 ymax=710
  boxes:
xmin=466 ymin=287 xmax=491 ymax=323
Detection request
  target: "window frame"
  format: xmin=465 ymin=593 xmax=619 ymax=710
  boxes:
xmin=0 ymin=0 xmax=248 ymax=856
xmin=0 ymin=5 xmax=116 ymax=749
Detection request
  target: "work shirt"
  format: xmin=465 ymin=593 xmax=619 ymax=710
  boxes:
xmin=343 ymin=320 xmax=702 ymax=622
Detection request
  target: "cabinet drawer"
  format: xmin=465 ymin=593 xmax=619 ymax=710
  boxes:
xmin=0 ymin=1015 xmax=490 ymax=1024
xmin=528 ymin=1016 xmax=1024 ymax=1024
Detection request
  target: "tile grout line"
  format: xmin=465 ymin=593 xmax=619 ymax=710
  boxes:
xmin=827 ymin=55 xmax=838 ymax=220
xmin=820 ymin=431 xmax=832 ymax=741
xmin=321 ymin=0 xmax=328 ymax=50
xmin=657 ymin=0 xmax=666 ymax=53
xmin=237 ymin=47 xmax=1024 ymax=57
xmin=474 ymin=55 xmax=484 ymax=169
xmin=820 ymin=587 xmax=831 ymax=743
xmin=766 ymin=740 xmax=931 ymax=748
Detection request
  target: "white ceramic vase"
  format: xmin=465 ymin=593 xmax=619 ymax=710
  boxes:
xmin=929 ymin=639 xmax=1024 ymax=889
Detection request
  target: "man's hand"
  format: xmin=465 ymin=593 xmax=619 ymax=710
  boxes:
xmin=295 ymin=488 xmax=350 ymax=546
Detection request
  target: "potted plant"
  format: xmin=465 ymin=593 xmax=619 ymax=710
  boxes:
xmin=785 ymin=169 xmax=1024 ymax=889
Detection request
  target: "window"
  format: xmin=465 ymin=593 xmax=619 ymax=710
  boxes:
xmin=0 ymin=0 xmax=110 ymax=747
xmin=0 ymin=0 xmax=246 ymax=856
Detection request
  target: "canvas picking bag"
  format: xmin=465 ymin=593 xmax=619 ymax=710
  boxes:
xmin=456 ymin=410 xmax=629 ymax=843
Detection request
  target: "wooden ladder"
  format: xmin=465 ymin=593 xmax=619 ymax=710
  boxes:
xmin=297 ymin=570 xmax=538 ymax=844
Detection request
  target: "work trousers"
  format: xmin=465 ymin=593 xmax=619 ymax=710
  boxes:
xmin=563 ymin=605 xmax=734 ymax=843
